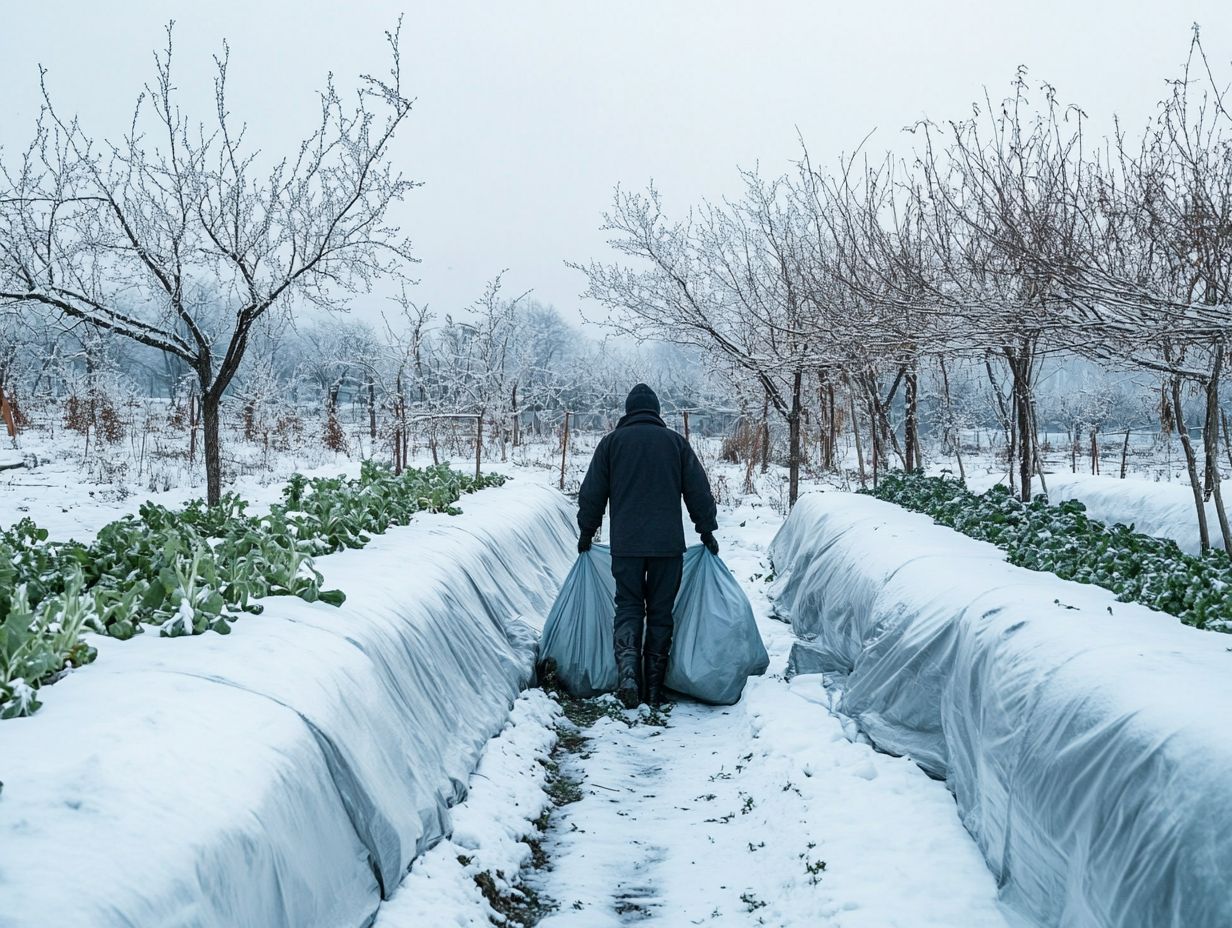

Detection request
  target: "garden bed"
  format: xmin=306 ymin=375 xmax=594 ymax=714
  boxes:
xmin=1043 ymin=471 xmax=1221 ymax=556
xmin=770 ymin=490 xmax=1232 ymax=928
xmin=870 ymin=472 xmax=1232 ymax=632
xmin=0 ymin=482 xmax=576 ymax=928
xmin=1 ymin=463 xmax=505 ymax=718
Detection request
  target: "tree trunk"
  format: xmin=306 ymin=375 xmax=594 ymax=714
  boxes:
xmin=826 ymin=381 xmax=838 ymax=471
xmin=868 ymin=391 xmax=881 ymax=488
xmin=760 ymin=394 xmax=771 ymax=474
xmin=1005 ymin=348 xmax=1035 ymax=501
xmin=787 ymin=369 xmax=803 ymax=506
xmin=511 ymin=383 xmax=520 ymax=449
xmin=1203 ymin=346 xmax=1231 ymax=554
xmin=938 ymin=357 xmax=965 ymax=483
xmin=1171 ymin=377 xmax=1211 ymax=550
xmin=367 ymin=377 xmax=377 ymax=439
xmin=393 ymin=372 xmax=404 ymax=475
xmin=849 ymin=384 xmax=867 ymax=488
xmin=202 ymin=390 xmax=223 ymax=506
xmin=1016 ymin=376 xmax=1033 ymax=500
xmin=904 ymin=364 xmax=920 ymax=471
xmin=817 ymin=385 xmax=825 ymax=469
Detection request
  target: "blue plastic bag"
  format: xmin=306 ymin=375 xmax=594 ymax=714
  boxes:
xmin=539 ymin=544 xmax=768 ymax=705
xmin=538 ymin=545 xmax=618 ymax=697
xmin=666 ymin=547 xmax=770 ymax=705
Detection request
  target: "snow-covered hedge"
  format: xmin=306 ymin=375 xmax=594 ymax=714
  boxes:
xmin=0 ymin=482 xmax=576 ymax=928
xmin=770 ymin=491 xmax=1232 ymax=928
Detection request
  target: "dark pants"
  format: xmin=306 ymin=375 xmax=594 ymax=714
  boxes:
xmin=611 ymin=555 xmax=684 ymax=665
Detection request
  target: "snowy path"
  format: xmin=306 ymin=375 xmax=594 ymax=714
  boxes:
xmin=381 ymin=496 xmax=1010 ymax=927
xmin=528 ymin=500 xmax=1008 ymax=928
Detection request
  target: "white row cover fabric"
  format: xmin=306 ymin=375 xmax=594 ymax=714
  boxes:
xmin=1042 ymin=471 xmax=1217 ymax=555
xmin=769 ymin=491 xmax=1232 ymax=928
xmin=0 ymin=482 xmax=577 ymax=928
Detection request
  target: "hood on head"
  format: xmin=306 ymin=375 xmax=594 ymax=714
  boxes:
xmin=625 ymin=383 xmax=661 ymax=417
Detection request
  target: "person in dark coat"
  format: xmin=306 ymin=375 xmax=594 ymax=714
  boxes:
xmin=576 ymin=383 xmax=719 ymax=709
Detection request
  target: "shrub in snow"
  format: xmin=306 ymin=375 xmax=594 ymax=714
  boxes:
xmin=869 ymin=472 xmax=1232 ymax=633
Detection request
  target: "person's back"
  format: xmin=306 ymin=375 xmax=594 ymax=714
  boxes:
xmin=576 ymin=383 xmax=718 ymax=708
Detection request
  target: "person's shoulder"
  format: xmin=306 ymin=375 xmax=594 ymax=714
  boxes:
xmin=667 ymin=429 xmax=692 ymax=449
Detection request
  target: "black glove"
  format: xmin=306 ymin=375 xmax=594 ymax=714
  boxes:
xmin=578 ymin=533 xmax=593 ymax=554
xmin=700 ymin=531 xmax=719 ymax=556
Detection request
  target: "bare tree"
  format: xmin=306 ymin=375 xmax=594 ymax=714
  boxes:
xmin=0 ymin=22 xmax=417 ymax=502
xmin=576 ymin=173 xmax=854 ymax=504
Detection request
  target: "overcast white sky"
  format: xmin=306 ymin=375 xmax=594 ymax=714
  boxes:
xmin=3 ymin=1 xmax=1231 ymax=324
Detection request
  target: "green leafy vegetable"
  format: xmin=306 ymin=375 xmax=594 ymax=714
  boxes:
xmin=0 ymin=462 xmax=507 ymax=718
xmin=867 ymin=472 xmax=1232 ymax=635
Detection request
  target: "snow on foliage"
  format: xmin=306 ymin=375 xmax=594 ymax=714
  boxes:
xmin=871 ymin=471 xmax=1232 ymax=632
xmin=0 ymin=462 xmax=505 ymax=718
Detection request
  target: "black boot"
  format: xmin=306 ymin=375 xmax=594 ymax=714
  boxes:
xmin=645 ymin=652 xmax=670 ymax=710
xmin=616 ymin=654 xmax=641 ymax=710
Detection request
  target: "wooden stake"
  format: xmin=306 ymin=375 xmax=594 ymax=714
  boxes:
xmin=683 ymin=410 xmax=690 ymax=442
xmin=511 ymin=383 xmax=520 ymax=449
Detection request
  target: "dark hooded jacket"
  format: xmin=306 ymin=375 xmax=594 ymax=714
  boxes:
xmin=577 ymin=384 xmax=718 ymax=557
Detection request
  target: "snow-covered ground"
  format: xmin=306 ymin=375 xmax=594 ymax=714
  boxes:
xmin=533 ymin=498 xmax=1007 ymax=927
xmin=13 ymin=432 xmax=1209 ymax=927
xmin=0 ymin=431 xmax=360 ymax=542
xmin=375 ymin=690 xmax=564 ymax=927
xmin=0 ymin=429 xmax=598 ymax=542
xmin=378 ymin=489 xmax=1010 ymax=927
